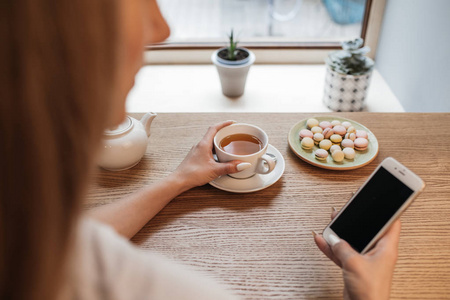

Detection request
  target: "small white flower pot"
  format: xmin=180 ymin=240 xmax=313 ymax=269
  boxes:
xmin=323 ymin=67 xmax=372 ymax=112
xmin=211 ymin=48 xmax=255 ymax=97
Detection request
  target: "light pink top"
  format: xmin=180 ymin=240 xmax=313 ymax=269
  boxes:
xmin=59 ymin=218 xmax=239 ymax=300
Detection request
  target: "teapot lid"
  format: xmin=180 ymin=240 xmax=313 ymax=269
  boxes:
xmin=104 ymin=116 xmax=133 ymax=136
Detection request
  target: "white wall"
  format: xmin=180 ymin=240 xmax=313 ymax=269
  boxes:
xmin=375 ymin=0 xmax=450 ymax=112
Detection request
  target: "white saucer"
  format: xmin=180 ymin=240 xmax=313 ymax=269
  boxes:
xmin=209 ymin=144 xmax=285 ymax=193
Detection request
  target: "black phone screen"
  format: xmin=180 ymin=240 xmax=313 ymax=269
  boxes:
xmin=330 ymin=167 xmax=413 ymax=252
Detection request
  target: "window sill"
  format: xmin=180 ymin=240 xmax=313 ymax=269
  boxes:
xmin=126 ymin=64 xmax=403 ymax=113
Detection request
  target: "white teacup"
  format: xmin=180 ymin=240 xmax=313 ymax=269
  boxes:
xmin=214 ymin=123 xmax=276 ymax=179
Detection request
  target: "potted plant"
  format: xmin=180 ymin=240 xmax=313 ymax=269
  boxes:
xmin=211 ymin=30 xmax=255 ymax=97
xmin=323 ymin=38 xmax=374 ymax=112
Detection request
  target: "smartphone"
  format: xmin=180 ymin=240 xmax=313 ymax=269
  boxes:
xmin=323 ymin=157 xmax=425 ymax=254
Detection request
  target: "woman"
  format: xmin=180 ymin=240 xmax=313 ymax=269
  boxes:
xmin=0 ymin=0 xmax=400 ymax=299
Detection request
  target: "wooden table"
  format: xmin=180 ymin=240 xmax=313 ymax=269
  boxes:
xmin=86 ymin=113 xmax=450 ymax=299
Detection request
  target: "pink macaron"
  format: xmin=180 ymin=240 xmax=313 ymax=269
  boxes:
xmin=356 ymin=130 xmax=369 ymax=139
xmin=341 ymin=121 xmax=352 ymax=129
xmin=345 ymin=132 xmax=356 ymax=141
xmin=354 ymin=138 xmax=369 ymax=151
xmin=333 ymin=125 xmax=347 ymax=137
xmin=323 ymin=128 xmax=334 ymax=139
xmin=319 ymin=121 xmax=333 ymax=130
xmin=314 ymin=149 xmax=329 ymax=161
xmin=341 ymin=139 xmax=354 ymax=149
xmin=299 ymin=129 xmax=314 ymax=140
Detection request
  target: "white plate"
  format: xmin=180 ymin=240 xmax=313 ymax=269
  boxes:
xmin=209 ymin=144 xmax=285 ymax=193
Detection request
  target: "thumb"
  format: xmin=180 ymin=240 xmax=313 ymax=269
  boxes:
xmin=331 ymin=237 xmax=359 ymax=266
xmin=214 ymin=160 xmax=243 ymax=176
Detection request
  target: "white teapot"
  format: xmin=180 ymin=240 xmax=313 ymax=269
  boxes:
xmin=98 ymin=112 xmax=157 ymax=171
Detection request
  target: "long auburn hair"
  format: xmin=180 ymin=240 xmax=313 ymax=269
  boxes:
xmin=0 ymin=1 xmax=118 ymax=299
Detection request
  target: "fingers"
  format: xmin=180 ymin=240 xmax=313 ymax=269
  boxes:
xmin=331 ymin=207 xmax=339 ymax=220
xmin=315 ymin=208 xmax=358 ymax=268
xmin=331 ymin=238 xmax=360 ymax=266
xmin=312 ymin=208 xmax=343 ymax=267
xmin=314 ymin=232 xmax=342 ymax=267
xmin=202 ymin=120 xmax=235 ymax=144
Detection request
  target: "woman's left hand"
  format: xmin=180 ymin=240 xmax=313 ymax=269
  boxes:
xmin=314 ymin=209 xmax=401 ymax=300
xmin=172 ymin=121 xmax=241 ymax=191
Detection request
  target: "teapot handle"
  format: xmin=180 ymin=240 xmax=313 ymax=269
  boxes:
xmin=140 ymin=112 xmax=157 ymax=137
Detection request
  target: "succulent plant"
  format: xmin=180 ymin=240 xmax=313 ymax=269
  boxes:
xmin=326 ymin=38 xmax=374 ymax=75
xmin=227 ymin=29 xmax=238 ymax=61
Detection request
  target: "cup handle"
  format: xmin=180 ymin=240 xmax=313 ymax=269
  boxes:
xmin=256 ymin=154 xmax=276 ymax=175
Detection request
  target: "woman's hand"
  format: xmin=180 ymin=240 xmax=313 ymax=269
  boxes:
xmin=172 ymin=121 xmax=242 ymax=191
xmin=314 ymin=209 xmax=401 ymax=300
xmin=90 ymin=122 xmax=243 ymax=238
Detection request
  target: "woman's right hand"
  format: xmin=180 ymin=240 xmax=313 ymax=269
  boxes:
xmin=171 ymin=121 xmax=242 ymax=191
xmin=314 ymin=209 xmax=401 ymax=300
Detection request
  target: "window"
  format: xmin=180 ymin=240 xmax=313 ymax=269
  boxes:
xmin=146 ymin=0 xmax=386 ymax=64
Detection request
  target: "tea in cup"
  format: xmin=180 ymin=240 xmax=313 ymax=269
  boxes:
xmin=214 ymin=123 xmax=276 ymax=179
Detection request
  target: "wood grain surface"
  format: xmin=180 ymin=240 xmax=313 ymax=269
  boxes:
xmin=86 ymin=113 xmax=450 ymax=299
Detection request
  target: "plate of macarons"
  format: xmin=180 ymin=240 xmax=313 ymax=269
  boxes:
xmin=288 ymin=116 xmax=379 ymax=170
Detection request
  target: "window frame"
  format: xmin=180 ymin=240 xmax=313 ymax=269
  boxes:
xmin=144 ymin=0 xmax=385 ymax=64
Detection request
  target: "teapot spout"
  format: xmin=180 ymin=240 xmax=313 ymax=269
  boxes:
xmin=140 ymin=112 xmax=157 ymax=137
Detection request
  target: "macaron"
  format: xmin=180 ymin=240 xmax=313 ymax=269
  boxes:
xmin=313 ymin=133 xmax=324 ymax=145
xmin=341 ymin=121 xmax=352 ymax=129
xmin=331 ymin=120 xmax=341 ymax=127
xmin=341 ymin=138 xmax=354 ymax=149
xmin=354 ymin=138 xmax=369 ymax=151
xmin=301 ymin=137 xmax=314 ymax=150
xmin=331 ymin=150 xmax=345 ymax=162
xmin=319 ymin=139 xmax=332 ymax=151
xmin=343 ymin=147 xmax=356 ymax=160
xmin=356 ymin=130 xmax=369 ymax=139
xmin=333 ymin=125 xmax=347 ymax=137
xmin=330 ymin=144 xmax=341 ymax=154
xmin=311 ymin=126 xmax=323 ymax=134
xmin=330 ymin=134 xmax=343 ymax=144
xmin=306 ymin=118 xmax=319 ymax=129
xmin=319 ymin=121 xmax=333 ymax=130
xmin=299 ymin=129 xmax=314 ymax=140
xmin=347 ymin=126 xmax=356 ymax=134
xmin=345 ymin=132 xmax=356 ymax=141
xmin=315 ymin=149 xmax=329 ymax=161
xmin=323 ymin=128 xmax=334 ymax=139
